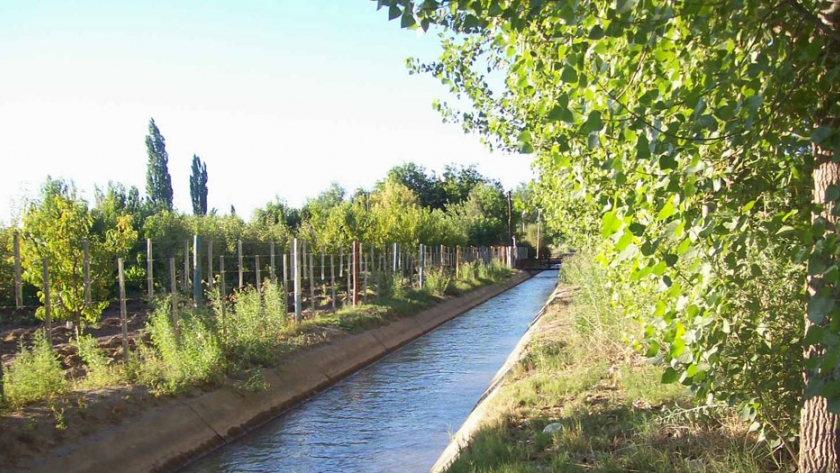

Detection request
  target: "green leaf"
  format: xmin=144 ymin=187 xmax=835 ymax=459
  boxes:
xmin=581 ymin=110 xmax=604 ymax=134
xmin=547 ymin=105 xmax=574 ymax=123
xmin=827 ymin=184 xmax=840 ymax=202
xmin=401 ymin=11 xmax=417 ymax=28
xmin=601 ymin=211 xmax=622 ymax=238
xmin=808 ymin=295 xmax=835 ymax=324
xmin=662 ymin=367 xmax=679 ymax=384
xmin=561 ymin=66 xmax=578 ymax=84
xmin=812 ymin=125 xmax=834 ymax=145
xmin=657 ymin=200 xmax=676 ymax=221
xmin=636 ymin=134 xmax=650 ymax=160
xmin=616 ymin=0 xmax=639 ymax=14
xmin=588 ymin=25 xmax=605 ymax=39
xmin=388 ymin=3 xmax=401 ymax=20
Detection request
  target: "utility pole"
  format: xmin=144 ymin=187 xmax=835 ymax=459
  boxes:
xmin=507 ymin=190 xmax=513 ymax=247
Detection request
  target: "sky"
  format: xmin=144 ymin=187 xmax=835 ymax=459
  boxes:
xmin=0 ymin=0 xmax=534 ymax=225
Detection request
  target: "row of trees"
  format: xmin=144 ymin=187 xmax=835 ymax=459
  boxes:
xmin=1 ymin=138 xmax=545 ymax=326
xmin=377 ymin=0 xmax=840 ymax=469
xmin=145 ymin=118 xmax=208 ymax=216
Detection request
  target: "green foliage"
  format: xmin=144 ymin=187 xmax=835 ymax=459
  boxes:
xmin=75 ymin=334 xmax=124 ymax=388
xmin=384 ymin=0 xmax=837 ymax=448
xmin=140 ymin=300 xmax=223 ymax=394
xmin=423 ymin=268 xmax=452 ymax=297
xmin=20 ymin=178 xmax=137 ymax=324
xmin=189 ymin=154 xmax=208 ymax=216
xmin=217 ymin=283 xmax=287 ymax=367
xmin=145 ymin=118 xmax=174 ymax=211
xmin=2 ymin=331 xmax=67 ymax=409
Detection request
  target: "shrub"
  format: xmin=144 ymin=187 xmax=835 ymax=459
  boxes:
xmin=373 ymin=271 xmax=405 ymax=300
xmin=140 ymin=299 xmax=223 ymax=394
xmin=219 ymin=284 xmax=286 ymax=366
xmin=75 ymin=334 xmax=124 ymax=388
xmin=423 ymin=268 xmax=452 ymax=297
xmin=2 ymin=330 xmax=67 ymax=408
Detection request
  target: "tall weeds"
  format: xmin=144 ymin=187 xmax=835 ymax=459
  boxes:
xmin=2 ymin=330 xmax=67 ymax=409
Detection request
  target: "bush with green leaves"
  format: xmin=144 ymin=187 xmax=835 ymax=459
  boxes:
xmin=75 ymin=334 xmax=124 ymax=388
xmin=217 ymin=283 xmax=287 ymax=367
xmin=139 ymin=299 xmax=223 ymax=394
xmin=2 ymin=330 xmax=67 ymax=409
xmin=423 ymin=268 xmax=452 ymax=297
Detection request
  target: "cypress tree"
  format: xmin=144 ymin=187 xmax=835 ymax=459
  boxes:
xmin=189 ymin=154 xmax=208 ymax=216
xmin=144 ymin=118 xmax=174 ymax=211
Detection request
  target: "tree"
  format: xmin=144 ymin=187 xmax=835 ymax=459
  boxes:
xmin=384 ymin=163 xmax=447 ymax=209
xmin=380 ymin=0 xmax=840 ymax=468
xmin=145 ymin=118 xmax=174 ymax=211
xmin=189 ymin=154 xmax=208 ymax=216
xmin=20 ymin=178 xmax=137 ymax=329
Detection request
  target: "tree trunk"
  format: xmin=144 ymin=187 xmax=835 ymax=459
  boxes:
xmin=800 ymin=3 xmax=840 ymax=469
xmin=802 ymin=144 xmax=840 ymax=471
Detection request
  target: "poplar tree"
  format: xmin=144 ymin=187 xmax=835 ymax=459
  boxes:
xmin=379 ymin=0 xmax=840 ymax=469
xmin=145 ymin=118 xmax=174 ymax=211
xmin=189 ymin=154 xmax=208 ymax=216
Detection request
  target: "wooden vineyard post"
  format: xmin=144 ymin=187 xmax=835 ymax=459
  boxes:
xmin=293 ymin=238 xmax=302 ymax=322
xmin=255 ymin=255 xmax=262 ymax=294
xmin=238 ymin=239 xmax=244 ymax=288
xmin=346 ymin=251 xmax=351 ymax=308
xmin=83 ymin=238 xmax=91 ymax=308
xmin=419 ymin=244 xmax=425 ymax=289
xmin=456 ymin=246 xmax=461 ymax=279
xmin=220 ymin=255 xmax=226 ymax=337
xmin=330 ymin=254 xmax=336 ymax=312
xmin=146 ymin=238 xmax=154 ymax=300
xmin=183 ymin=239 xmax=189 ymax=293
xmin=207 ymin=239 xmax=214 ymax=292
xmin=118 ymin=258 xmax=129 ymax=362
xmin=339 ymin=247 xmax=344 ymax=278
xmin=42 ymin=258 xmax=51 ymax=345
xmin=270 ymin=242 xmax=276 ymax=285
xmin=13 ymin=231 xmax=22 ymax=309
xmin=169 ymin=258 xmax=180 ymax=344
xmin=309 ymin=252 xmax=315 ymax=312
xmin=352 ymin=241 xmax=359 ymax=306
xmin=392 ymin=242 xmax=399 ymax=273
xmin=193 ymin=235 xmax=202 ymax=306
xmin=302 ymin=241 xmax=308 ymax=280
xmin=283 ymin=251 xmax=289 ymax=315
xmin=320 ymin=246 xmax=325 ymax=281
xmin=362 ymin=245 xmax=369 ymax=303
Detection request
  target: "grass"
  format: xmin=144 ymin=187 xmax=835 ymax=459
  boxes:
xmin=445 ymin=255 xmax=780 ymax=473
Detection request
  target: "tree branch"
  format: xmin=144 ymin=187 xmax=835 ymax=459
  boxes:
xmin=784 ymin=0 xmax=840 ymax=44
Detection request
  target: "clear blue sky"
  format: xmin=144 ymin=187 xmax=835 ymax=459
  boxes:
xmin=0 ymin=0 xmax=533 ymax=224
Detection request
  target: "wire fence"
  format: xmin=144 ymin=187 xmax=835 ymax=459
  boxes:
xmin=1 ymin=234 xmax=530 ymax=348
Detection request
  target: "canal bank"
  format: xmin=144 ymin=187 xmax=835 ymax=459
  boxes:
xmin=22 ymin=271 xmax=536 ymax=473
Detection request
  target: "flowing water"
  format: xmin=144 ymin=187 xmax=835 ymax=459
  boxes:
xmin=186 ymin=271 xmax=558 ymax=473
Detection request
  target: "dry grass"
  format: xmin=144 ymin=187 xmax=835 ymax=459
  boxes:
xmin=446 ymin=257 xmax=784 ymax=473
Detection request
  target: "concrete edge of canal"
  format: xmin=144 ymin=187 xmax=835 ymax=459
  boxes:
xmin=22 ymin=270 xmax=536 ymax=473
xmin=429 ymin=279 xmax=576 ymax=473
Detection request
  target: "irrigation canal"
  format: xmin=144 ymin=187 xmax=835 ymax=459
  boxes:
xmin=185 ymin=270 xmax=558 ymax=473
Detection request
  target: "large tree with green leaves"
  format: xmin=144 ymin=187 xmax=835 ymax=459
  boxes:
xmin=189 ymin=154 xmax=208 ymax=216
xmin=20 ymin=178 xmax=137 ymax=329
xmin=378 ymin=0 xmax=840 ymax=469
xmin=145 ymin=118 xmax=174 ymax=211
